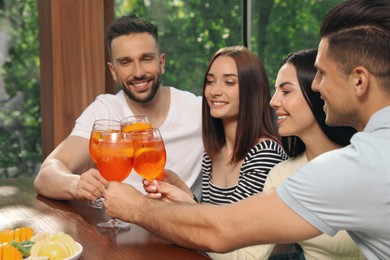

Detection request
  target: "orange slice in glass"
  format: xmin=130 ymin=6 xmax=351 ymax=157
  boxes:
xmin=122 ymin=122 xmax=152 ymax=133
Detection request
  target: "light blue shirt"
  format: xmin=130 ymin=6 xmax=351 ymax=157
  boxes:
xmin=277 ymin=106 xmax=390 ymax=259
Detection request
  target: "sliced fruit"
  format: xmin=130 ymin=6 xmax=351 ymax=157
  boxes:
xmin=50 ymin=234 xmax=78 ymax=256
xmin=123 ymin=122 xmax=152 ymax=133
xmin=0 ymin=229 xmax=13 ymax=243
xmin=13 ymin=229 xmax=21 ymax=242
xmin=29 ymin=232 xmax=78 ymax=259
xmin=30 ymin=240 xmax=52 ymax=257
xmin=10 ymin=240 xmax=32 ymax=257
xmin=134 ymin=147 xmax=158 ymax=158
xmin=1 ymin=242 xmax=23 ymax=260
xmin=0 ymin=227 xmax=34 ymax=243
xmin=37 ymin=242 xmax=68 ymax=260
xmin=21 ymin=227 xmax=34 ymax=241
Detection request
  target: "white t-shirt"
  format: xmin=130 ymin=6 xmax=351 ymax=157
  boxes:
xmin=71 ymin=87 xmax=203 ymax=194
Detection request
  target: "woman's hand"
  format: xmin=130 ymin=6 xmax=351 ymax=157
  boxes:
xmin=143 ymin=178 xmax=196 ymax=204
xmin=157 ymin=169 xmax=194 ymax=195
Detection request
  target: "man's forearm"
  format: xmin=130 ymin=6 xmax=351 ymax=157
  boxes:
xmin=132 ymin=199 xmax=237 ymax=252
xmin=104 ymin=184 xmax=320 ymax=253
xmin=34 ymin=159 xmax=80 ymax=200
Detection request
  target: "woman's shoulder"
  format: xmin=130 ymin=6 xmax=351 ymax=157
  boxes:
xmin=201 ymin=152 xmax=212 ymax=175
xmin=256 ymin=138 xmax=281 ymax=148
xmin=249 ymin=139 xmax=275 ymax=150
xmin=248 ymin=139 xmax=287 ymax=158
xmin=264 ymin=153 xmax=307 ymax=189
xmin=269 ymin=153 xmax=307 ymax=176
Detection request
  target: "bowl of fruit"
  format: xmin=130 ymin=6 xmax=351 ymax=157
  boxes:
xmin=0 ymin=227 xmax=81 ymax=260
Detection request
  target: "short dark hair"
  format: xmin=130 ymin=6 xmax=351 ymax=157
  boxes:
xmin=202 ymin=46 xmax=280 ymax=163
xmin=320 ymin=0 xmax=390 ymax=92
xmin=280 ymin=49 xmax=356 ymax=157
xmin=105 ymin=14 xmax=159 ymax=54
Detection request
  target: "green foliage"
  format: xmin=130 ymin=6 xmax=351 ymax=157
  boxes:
xmin=0 ymin=0 xmax=41 ymax=178
xmin=115 ymin=0 xmax=341 ymax=94
xmin=259 ymin=0 xmax=341 ymax=87
xmin=0 ymin=0 xmax=342 ymax=178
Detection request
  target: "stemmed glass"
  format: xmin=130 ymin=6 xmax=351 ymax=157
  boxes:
xmin=96 ymin=127 xmax=134 ymax=231
xmin=131 ymin=128 xmax=166 ymax=181
xmin=120 ymin=114 xmax=152 ymax=133
xmin=88 ymin=119 xmax=120 ymax=209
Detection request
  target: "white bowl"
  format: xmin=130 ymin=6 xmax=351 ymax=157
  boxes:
xmin=64 ymin=242 xmax=83 ymax=260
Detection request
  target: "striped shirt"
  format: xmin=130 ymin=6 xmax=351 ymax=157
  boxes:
xmin=201 ymin=140 xmax=287 ymax=205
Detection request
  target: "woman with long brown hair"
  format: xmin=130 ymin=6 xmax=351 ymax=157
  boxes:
xmin=144 ymin=46 xmax=286 ymax=206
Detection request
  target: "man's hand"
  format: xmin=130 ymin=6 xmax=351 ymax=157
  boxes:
xmin=103 ymin=182 xmax=146 ymax=221
xmin=74 ymin=168 xmax=108 ymax=200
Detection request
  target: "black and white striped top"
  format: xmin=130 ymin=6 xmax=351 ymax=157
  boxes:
xmin=201 ymin=140 xmax=287 ymax=205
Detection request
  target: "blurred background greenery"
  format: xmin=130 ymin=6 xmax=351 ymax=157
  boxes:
xmin=0 ymin=0 xmax=341 ymax=178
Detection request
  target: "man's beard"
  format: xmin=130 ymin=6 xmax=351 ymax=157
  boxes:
xmin=326 ymin=105 xmax=360 ymax=128
xmin=121 ymin=74 xmax=161 ymax=104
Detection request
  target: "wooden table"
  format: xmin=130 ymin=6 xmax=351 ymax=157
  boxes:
xmin=0 ymin=178 xmax=209 ymax=259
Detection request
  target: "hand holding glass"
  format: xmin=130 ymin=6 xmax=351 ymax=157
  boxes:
xmin=96 ymin=128 xmax=133 ymax=230
xmin=88 ymin=119 xmax=120 ymax=208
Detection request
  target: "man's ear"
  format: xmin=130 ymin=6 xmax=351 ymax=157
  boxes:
xmin=352 ymin=66 xmax=369 ymax=98
xmin=160 ymin=53 xmax=166 ymax=75
xmin=108 ymin=62 xmax=117 ymax=81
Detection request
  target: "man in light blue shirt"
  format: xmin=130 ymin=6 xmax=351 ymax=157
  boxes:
xmin=278 ymin=106 xmax=390 ymax=259
xmin=101 ymin=0 xmax=390 ymax=258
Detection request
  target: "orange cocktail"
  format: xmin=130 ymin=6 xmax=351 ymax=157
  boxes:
xmin=131 ymin=128 xmax=166 ymax=180
xmin=89 ymin=119 xmax=120 ymax=164
xmin=120 ymin=114 xmax=152 ymax=133
xmin=89 ymin=130 xmax=101 ymax=163
xmin=95 ymin=129 xmax=133 ymax=231
xmin=88 ymin=119 xmax=121 ymax=209
xmin=122 ymin=121 xmax=152 ymax=133
xmin=96 ymin=132 xmax=133 ymax=182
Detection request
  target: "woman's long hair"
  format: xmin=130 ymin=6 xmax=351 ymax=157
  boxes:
xmin=202 ymin=46 xmax=280 ymax=164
